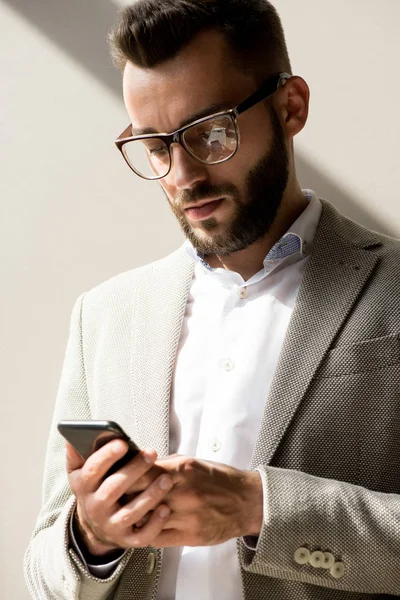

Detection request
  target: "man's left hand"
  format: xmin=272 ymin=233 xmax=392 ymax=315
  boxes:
xmin=143 ymin=455 xmax=263 ymax=548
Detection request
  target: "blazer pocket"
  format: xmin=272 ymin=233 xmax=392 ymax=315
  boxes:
xmin=316 ymin=332 xmax=400 ymax=378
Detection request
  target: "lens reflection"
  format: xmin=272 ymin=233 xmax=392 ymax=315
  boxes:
xmin=183 ymin=115 xmax=237 ymax=162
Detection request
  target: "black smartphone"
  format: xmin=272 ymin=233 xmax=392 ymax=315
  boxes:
xmin=57 ymin=420 xmax=141 ymax=477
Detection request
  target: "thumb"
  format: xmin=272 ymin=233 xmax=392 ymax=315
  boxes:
xmin=66 ymin=441 xmax=85 ymax=473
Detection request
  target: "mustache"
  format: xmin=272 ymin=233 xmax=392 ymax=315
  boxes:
xmin=174 ymin=182 xmax=237 ymax=209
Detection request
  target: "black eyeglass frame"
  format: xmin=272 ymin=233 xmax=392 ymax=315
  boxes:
xmin=115 ymin=72 xmax=291 ymax=180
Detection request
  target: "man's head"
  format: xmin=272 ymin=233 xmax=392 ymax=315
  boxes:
xmin=109 ymin=1 xmax=309 ymax=256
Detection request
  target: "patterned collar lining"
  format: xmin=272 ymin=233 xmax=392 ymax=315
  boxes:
xmin=185 ymin=190 xmax=314 ymax=272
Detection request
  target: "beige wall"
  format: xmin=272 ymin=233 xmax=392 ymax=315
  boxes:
xmin=1 ymin=1 xmax=398 ymax=598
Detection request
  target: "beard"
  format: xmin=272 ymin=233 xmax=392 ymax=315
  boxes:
xmin=165 ymin=108 xmax=289 ymax=256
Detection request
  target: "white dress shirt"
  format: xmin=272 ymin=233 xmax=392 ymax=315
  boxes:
xmin=71 ymin=190 xmax=322 ymax=599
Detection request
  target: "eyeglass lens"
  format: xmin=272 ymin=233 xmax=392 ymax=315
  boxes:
xmin=122 ymin=114 xmax=238 ymax=179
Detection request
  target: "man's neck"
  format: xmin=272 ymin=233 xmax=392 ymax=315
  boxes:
xmin=205 ymin=189 xmax=309 ymax=281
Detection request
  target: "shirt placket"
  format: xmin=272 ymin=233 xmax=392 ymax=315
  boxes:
xmin=195 ymin=281 xmax=245 ymax=464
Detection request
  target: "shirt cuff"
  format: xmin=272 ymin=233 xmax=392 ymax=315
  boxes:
xmin=242 ymin=535 xmax=260 ymax=550
xmin=69 ymin=507 xmax=127 ymax=579
xmin=240 ymin=467 xmax=265 ymax=553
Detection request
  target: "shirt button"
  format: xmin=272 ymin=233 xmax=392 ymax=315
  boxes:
xmin=237 ymin=287 xmax=248 ymax=299
xmin=322 ymin=552 xmax=335 ymax=570
xmin=209 ymin=438 xmax=221 ymax=452
xmin=223 ymin=359 xmax=234 ymax=371
xmin=330 ymin=561 xmax=345 ymax=579
xmin=146 ymin=551 xmax=156 ymax=574
xmin=294 ymin=547 xmax=310 ymax=565
xmin=302 ymin=241 xmax=309 ymax=256
xmin=309 ymin=550 xmax=325 ymax=568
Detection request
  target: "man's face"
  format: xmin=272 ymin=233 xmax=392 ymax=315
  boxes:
xmin=123 ymin=30 xmax=289 ymax=256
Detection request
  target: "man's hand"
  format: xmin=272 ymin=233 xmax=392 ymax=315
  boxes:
xmin=125 ymin=455 xmax=264 ymax=549
xmin=67 ymin=444 xmax=263 ymax=553
xmin=66 ymin=440 xmax=172 ymax=556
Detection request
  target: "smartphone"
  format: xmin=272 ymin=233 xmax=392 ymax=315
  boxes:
xmin=57 ymin=420 xmax=141 ymax=477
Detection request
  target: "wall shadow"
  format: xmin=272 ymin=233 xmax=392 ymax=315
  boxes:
xmin=6 ymin=0 xmax=123 ymax=99
xmin=6 ymin=0 xmax=398 ymax=239
xmin=296 ymin=154 xmax=396 ymax=237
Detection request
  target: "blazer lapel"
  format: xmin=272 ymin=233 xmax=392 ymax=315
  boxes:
xmin=131 ymin=247 xmax=195 ymax=457
xmin=250 ymin=200 xmax=382 ymax=468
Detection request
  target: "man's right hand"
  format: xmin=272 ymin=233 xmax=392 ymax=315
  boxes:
xmin=66 ymin=440 xmax=173 ymax=557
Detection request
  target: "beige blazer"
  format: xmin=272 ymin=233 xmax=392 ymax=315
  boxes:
xmin=24 ymin=199 xmax=400 ymax=600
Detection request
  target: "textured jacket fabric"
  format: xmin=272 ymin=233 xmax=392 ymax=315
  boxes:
xmin=24 ymin=199 xmax=400 ymax=600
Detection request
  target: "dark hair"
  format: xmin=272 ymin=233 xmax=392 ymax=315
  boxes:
xmin=108 ymin=0 xmax=292 ymax=82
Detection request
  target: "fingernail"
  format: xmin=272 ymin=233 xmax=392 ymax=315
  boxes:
xmin=159 ymin=475 xmax=172 ymax=490
xmin=113 ymin=439 xmax=126 ymax=452
xmin=158 ymin=505 xmax=170 ymax=518
xmin=143 ymin=450 xmax=156 ymax=464
xmin=135 ymin=518 xmax=144 ymax=528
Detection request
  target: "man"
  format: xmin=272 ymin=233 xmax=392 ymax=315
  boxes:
xmin=24 ymin=1 xmax=400 ymax=599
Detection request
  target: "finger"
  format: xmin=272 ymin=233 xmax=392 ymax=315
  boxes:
xmin=134 ymin=513 xmax=151 ymax=528
xmin=66 ymin=441 xmax=85 ymax=473
xmin=78 ymin=439 xmax=130 ymax=493
xmin=124 ymin=464 xmax=165 ymax=496
xmin=125 ymin=504 xmax=172 ymax=548
xmin=112 ymin=474 xmax=173 ymax=529
xmin=98 ymin=449 xmax=160 ymax=506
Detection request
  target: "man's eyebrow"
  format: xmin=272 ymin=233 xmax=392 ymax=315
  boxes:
xmin=130 ymin=101 xmax=233 ymax=136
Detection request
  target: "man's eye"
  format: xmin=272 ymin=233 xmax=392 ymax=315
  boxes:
xmin=149 ymin=147 xmax=168 ymax=156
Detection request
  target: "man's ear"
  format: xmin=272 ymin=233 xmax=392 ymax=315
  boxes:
xmin=275 ymin=76 xmax=310 ymax=140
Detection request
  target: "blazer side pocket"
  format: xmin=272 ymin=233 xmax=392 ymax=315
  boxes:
xmin=316 ymin=332 xmax=400 ymax=378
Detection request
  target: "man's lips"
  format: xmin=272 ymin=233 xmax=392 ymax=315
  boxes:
xmin=184 ymin=198 xmax=224 ymax=221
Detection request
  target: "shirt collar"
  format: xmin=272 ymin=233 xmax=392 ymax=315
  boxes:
xmin=264 ymin=189 xmax=321 ymax=264
xmin=184 ymin=189 xmax=322 ymax=273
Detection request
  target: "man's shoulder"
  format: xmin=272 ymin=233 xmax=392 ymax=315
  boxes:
xmin=80 ymin=245 xmax=194 ymax=316
xmin=320 ymin=199 xmax=400 ymax=258
xmin=319 ymin=200 xmax=400 ymax=309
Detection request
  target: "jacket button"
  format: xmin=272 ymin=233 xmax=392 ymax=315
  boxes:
xmin=322 ymin=552 xmax=335 ymax=569
xmin=146 ymin=551 xmax=156 ymax=575
xmin=294 ymin=547 xmax=310 ymax=565
xmin=309 ymin=550 xmax=325 ymax=568
xmin=330 ymin=561 xmax=345 ymax=579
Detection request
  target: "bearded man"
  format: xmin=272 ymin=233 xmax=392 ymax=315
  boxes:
xmin=24 ymin=1 xmax=400 ymax=599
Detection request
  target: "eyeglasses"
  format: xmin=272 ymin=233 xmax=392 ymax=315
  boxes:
xmin=115 ymin=72 xmax=291 ymax=180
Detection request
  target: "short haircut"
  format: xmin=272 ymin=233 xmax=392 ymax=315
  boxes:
xmin=108 ymin=0 xmax=292 ymax=83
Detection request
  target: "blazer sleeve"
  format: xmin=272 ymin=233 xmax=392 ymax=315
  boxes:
xmin=23 ymin=294 xmax=134 ymax=600
xmin=239 ymin=464 xmax=400 ymax=595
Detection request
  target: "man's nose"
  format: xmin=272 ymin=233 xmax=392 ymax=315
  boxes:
xmin=166 ymin=143 xmax=208 ymax=190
